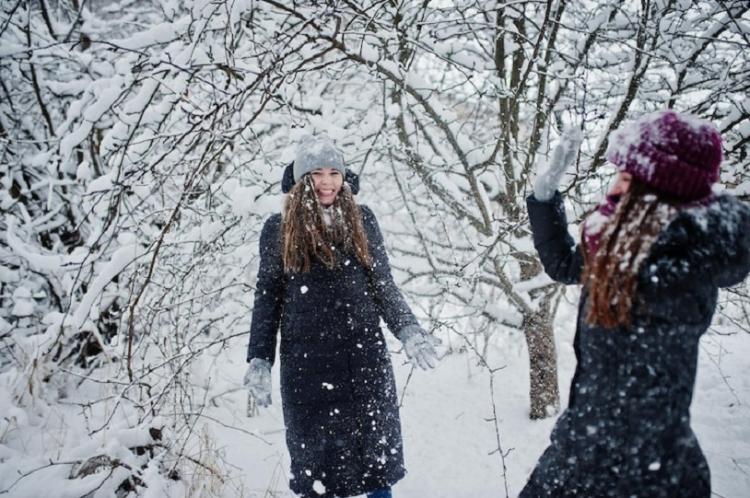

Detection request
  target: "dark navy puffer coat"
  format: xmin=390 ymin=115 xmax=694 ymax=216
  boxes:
xmin=521 ymin=191 xmax=750 ymax=498
xmin=247 ymin=205 xmax=417 ymax=498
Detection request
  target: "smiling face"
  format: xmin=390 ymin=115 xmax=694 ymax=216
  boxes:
xmin=310 ymin=168 xmax=344 ymax=206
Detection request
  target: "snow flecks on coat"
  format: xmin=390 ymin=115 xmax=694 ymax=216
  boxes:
xmin=643 ymin=194 xmax=750 ymax=290
xmin=522 ymin=192 xmax=750 ymax=498
xmin=247 ymin=205 xmax=417 ymax=498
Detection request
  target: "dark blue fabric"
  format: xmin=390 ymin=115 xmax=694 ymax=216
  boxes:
xmin=521 ymin=192 xmax=750 ymax=498
xmin=367 ymin=487 xmax=393 ymax=498
xmin=247 ymin=205 xmax=416 ymax=498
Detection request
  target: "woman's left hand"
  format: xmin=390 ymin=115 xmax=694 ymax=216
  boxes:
xmin=397 ymin=325 xmax=442 ymax=370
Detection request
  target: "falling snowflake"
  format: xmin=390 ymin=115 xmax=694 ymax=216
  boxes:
xmin=313 ymin=480 xmax=326 ymax=494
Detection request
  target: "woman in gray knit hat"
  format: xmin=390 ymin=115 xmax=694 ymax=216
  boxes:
xmin=244 ymin=134 xmax=441 ymax=498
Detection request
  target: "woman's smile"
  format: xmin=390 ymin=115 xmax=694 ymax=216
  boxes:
xmin=311 ymin=168 xmax=343 ymax=206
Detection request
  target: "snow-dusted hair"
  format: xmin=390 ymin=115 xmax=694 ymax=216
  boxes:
xmin=581 ymin=180 xmax=678 ymax=328
xmin=281 ymin=175 xmax=371 ymax=273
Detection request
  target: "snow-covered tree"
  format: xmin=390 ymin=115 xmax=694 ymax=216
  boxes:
xmin=1 ymin=0 xmax=748 ymax=494
xmin=236 ymin=0 xmax=750 ymax=419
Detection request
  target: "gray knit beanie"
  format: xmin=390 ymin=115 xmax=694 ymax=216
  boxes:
xmin=293 ymin=134 xmax=345 ymax=182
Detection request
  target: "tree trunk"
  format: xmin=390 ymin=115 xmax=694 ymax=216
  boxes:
xmin=523 ymin=294 xmax=560 ymax=419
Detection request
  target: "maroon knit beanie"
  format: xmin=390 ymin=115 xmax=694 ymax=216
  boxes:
xmin=606 ymin=110 xmax=722 ymax=201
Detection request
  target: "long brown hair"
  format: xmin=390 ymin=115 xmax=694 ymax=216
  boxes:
xmin=281 ymin=174 xmax=372 ymax=273
xmin=581 ymin=181 xmax=679 ymax=328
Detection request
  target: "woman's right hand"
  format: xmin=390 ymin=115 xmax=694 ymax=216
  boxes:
xmin=244 ymin=358 xmax=272 ymax=408
xmin=533 ymin=126 xmax=583 ymax=201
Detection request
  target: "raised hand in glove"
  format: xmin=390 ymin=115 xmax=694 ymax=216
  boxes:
xmin=397 ymin=324 xmax=442 ymax=370
xmin=243 ymin=358 xmax=272 ymax=408
xmin=533 ymin=126 xmax=583 ymax=201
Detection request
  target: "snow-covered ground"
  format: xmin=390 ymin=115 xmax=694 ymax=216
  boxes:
xmin=1 ymin=299 xmax=747 ymax=497
xmin=211 ymin=299 xmax=750 ymax=498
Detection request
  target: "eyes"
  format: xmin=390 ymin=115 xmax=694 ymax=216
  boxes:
xmin=311 ymin=169 xmax=341 ymax=178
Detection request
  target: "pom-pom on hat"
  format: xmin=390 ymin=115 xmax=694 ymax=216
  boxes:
xmin=606 ymin=110 xmax=722 ymax=201
xmin=293 ymin=134 xmax=345 ymax=182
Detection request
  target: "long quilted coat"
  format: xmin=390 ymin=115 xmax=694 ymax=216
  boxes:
xmin=247 ymin=205 xmax=417 ymax=498
xmin=520 ymin=191 xmax=750 ymax=497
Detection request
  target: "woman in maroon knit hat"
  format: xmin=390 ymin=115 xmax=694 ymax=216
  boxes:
xmin=520 ymin=110 xmax=750 ymax=497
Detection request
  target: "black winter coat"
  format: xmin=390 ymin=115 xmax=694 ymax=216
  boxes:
xmin=247 ymin=205 xmax=418 ymax=498
xmin=521 ymin=191 xmax=750 ymax=498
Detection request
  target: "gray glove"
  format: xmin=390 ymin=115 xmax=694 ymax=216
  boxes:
xmin=243 ymin=358 xmax=272 ymax=408
xmin=397 ymin=325 xmax=441 ymax=370
xmin=533 ymin=126 xmax=583 ymax=201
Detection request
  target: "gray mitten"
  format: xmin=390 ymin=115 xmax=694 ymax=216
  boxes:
xmin=397 ymin=325 xmax=441 ymax=370
xmin=533 ymin=126 xmax=583 ymax=201
xmin=243 ymin=358 xmax=272 ymax=408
